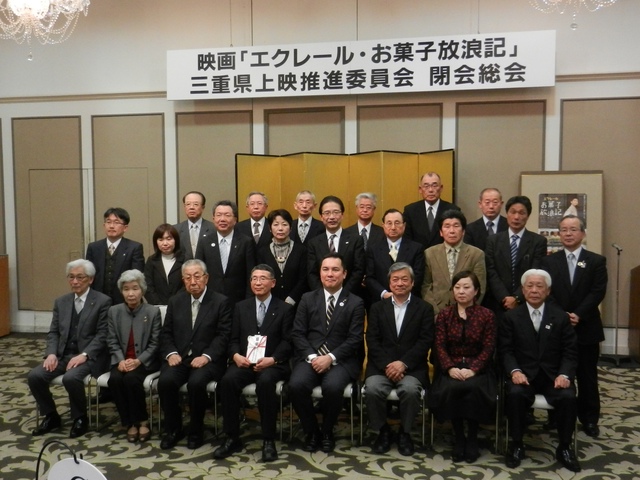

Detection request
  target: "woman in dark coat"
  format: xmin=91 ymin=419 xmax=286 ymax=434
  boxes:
xmin=144 ymin=223 xmax=184 ymax=305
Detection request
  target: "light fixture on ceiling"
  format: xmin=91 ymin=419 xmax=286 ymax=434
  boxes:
xmin=0 ymin=0 xmax=90 ymax=45
xmin=529 ymin=0 xmax=618 ymax=29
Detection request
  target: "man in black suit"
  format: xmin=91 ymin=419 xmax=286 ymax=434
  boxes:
xmin=86 ymin=207 xmax=145 ymax=305
xmin=344 ymin=192 xmax=385 ymax=251
xmin=157 ymin=259 xmax=232 ymax=450
xmin=485 ymin=195 xmax=547 ymax=320
xmin=174 ymin=191 xmax=216 ymax=260
xmin=542 ymin=215 xmax=607 ymax=438
xmin=464 ymin=188 xmax=508 ymax=252
xmin=289 ymin=253 xmax=365 ymax=453
xmin=195 ymin=200 xmax=256 ymax=307
xmin=364 ymin=262 xmax=434 ymax=456
xmin=236 ymin=192 xmax=273 ymax=248
xmin=290 ymin=190 xmax=324 ymax=245
xmin=213 ymin=264 xmax=294 ymax=462
xmin=366 ymin=209 xmax=424 ymax=301
xmin=28 ymin=259 xmax=111 ymax=438
xmin=307 ymin=195 xmax=365 ymax=294
xmin=403 ymin=172 xmax=460 ymax=250
xmin=500 ymin=269 xmax=580 ymax=472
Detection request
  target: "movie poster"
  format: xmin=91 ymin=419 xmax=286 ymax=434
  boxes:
xmin=538 ymin=193 xmax=587 ymax=254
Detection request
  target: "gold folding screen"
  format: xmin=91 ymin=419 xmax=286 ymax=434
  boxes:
xmin=236 ymin=150 xmax=455 ymax=225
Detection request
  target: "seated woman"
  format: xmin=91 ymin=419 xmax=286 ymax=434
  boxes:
xmin=256 ymin=209 xmax=308 ymax=307
xmin=144 ymin=223 xmax=185 ymax=305
xmin=429 ymin=270 xmax=497 ymax=463
xmin=107 ymin=270 xmax=162 ymax=442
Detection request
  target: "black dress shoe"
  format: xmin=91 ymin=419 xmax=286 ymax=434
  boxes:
xmin=213 ymin=436 xmax=243 ymax=459
xmin=69 ymin=415 xmax=89 ymax=438
xmin=583 ymin=423 xmax=600 ymax=438
xmin=397 ymin=432 xmax=414 ymax=456
xmin=505 ymin=444 xmax=526 ymax=469
xmin=262 ymin=439 xmax=278 ymax=462
xmin=556 ymin=446 xmax=581 ymax=472
xmin=452 ymin=437 xmax=465 ymax=462
xmin=187 ymin=433 xmax=204 ymax=449
xmin=303 ymin=431 xmax=321 ymax=452
xmin=321 ymin=432 xmax=335 ymax=453
xmin=372 ymin=426 xmax=392 ymax=454
xmin=160 ymin=430 xmax=184 ymax=450
xmin=32 ymin=412 xmax=61 ymax=436
xmin=464 ymin=438 xmax=480 ymax=463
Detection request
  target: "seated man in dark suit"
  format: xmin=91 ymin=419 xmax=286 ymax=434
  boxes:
xmin=236 ymin=192 xmax=273 ymax=248
xmin=290 ymin=190 xmax=324 ymax=246
xmin=214 ymin=264 xmax=294 ymax=462
xmin=403 ymin=172 xmax=460 ymax=250
xmin=174 ymin=191 xmax=216 ymax=260
xmin=28 ymin=259 xmax=112 ymax=438
xmin=157 ymin=259 xmax=232 ymax=450
xmin=464 ymin=187 xmax=508 ymax=252
xmin=500 ymin=269 xmax=580 ymax=472
xmin=364 ymin=262 xmax=434 ymax=456
xmin=86 ymin=207 xmax=145 ymax=305
xmin=542 ymin=215 xmax=607 ymax=438
xmin=366 ymin=209 xmax=424 ymax=301
xmin=289 ymin=253 xmax=365 ymax=453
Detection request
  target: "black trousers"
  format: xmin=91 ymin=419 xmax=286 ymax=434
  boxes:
xmin=576 ymin=343 xmax=601 ymax=425
xmin=108 ymin=364 xmax=154 ymax=427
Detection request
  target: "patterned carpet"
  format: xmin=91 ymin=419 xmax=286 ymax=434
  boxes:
xmin=2 ymin=333 xmax=639 ymax=480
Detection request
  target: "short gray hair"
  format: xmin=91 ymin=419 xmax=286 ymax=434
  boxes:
xmin=182 ymin=259 xmax=208 ymax=275
xmin=521 ymin=269 xmax=552 ymax=288
xmin=66 ymin=259 xmax=96 ymax=278
xmin=387 ymin=262 xmax=414 ymax=282
xmin=117 ymin=269 xmax=147 ymax=294
xmin=355 ymin=192 xmax=377 ymax=207
xmin=246 ymin=191 xmax=268 ymax=206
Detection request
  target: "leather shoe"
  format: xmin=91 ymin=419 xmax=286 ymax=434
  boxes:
xmin=213 ymin=436 xmax=243 ymax=459
xmin=321 ymin=432 xmax=335 ymax=453
xmin=505 ymin=444 xmax=526 ymax=469
xmin=262 ymin=439 xmax=278 ymax=462
xmin=160 ymin=430 xmax=184 ymax=450
xmin=32 ymin=412 xmax=61 ymax=436
xmin=397 ymin=432 xmax=414 ymax=456
xmin=452 ymin=439 xmax=465 ymax=462
xmin=556 ymin=446 xmax=581 ymax=472
xmin=464 ymin=439 xmax=480 ymax=463
xmin=372 ymin=426 xmax=392 ymax=454
xmin=69 ymin=415 xmax=88 ymax=438
xmin=187 ymin=433 xmax=204 ymax=449
xmin=583 ymin=423 xmax=600 ymax=438
xmin=303 ymin=431 xmax=321 ymax=452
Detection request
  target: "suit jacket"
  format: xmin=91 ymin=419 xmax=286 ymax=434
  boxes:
xmin=344 ymin=223 xmax=385 ymax=251
xmin=366 ymin=236 xmax=425 ymax=300
xmin=542 ymin=249 xmax=607 ymax=345
xmin=237 ymin=218 xmax=273 ymax=249
xmin=257 ymin=242 xmax=309 ymax=304
xmin=159 ymin=288 xmax=232 ymax=366
xmin=365 ymin=295 xmax=434 ymax=386
xmin=86 ymin=237 xmax=145 ymax=305
xmin=144 ymin=251 xmax=185 ymax=305
xmin=403 ymin=199 xmax=461 ymax=250
xmin=485 ymin=229 xmax=547 ymax=305
xmin=422 ymin=242 xmax=486 ymax=314
xmin=195 ymin=230 xmax=256 ymax=306
xmin=291 ymin=289 xmax=365 ymax=379
xmin=464 ymin=215 xmax=508 ymax=252
xmin=291 ymin=218 xmax=325 ymax=246
xmin=228 ymin=296 xmax=294 ymax=367
xmin=500 ymin=302 xmax=578 ymax=382
xmin=107 ymin=302 xmax=162 ymax=371
xmin=174 ymin=218 xmax=216 ymax=260
xmin=306 ymin=229 xmax=366 ymax=294
xmin=45 ymin=288 xmax=112 ymax=377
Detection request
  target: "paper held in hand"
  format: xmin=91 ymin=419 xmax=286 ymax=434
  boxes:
xmin=247 ymin=335 xmax=267 ymax=364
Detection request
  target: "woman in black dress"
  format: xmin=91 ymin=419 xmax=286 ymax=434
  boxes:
xmin=144 ymin=223 xmax=184 ymax=305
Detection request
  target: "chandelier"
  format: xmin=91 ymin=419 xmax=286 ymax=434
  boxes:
xmin=0 ymin=0 xmax=90 ymax=45
xmin=529 ymin=0 xmax=618 ymax=29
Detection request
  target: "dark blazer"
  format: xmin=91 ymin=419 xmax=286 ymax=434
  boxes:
xmin=229 ymin=296 xmax=294 ymax=365
xmin=403 ymin=199 xmax=461 ymax=250
xmin=86 ymin=237 xmax=145 ymax=305
xmin=174 ymin=218 xmax=216 ymax=260
xmin=237 ymin=218 xmax=273 ymax=249
xmin=306 ymin=229 xmax=366 ymax=294
xmin=45 ymin=288 xmax=112 ymax=377
xmin=365 ymin=295 xmax=434 ymax=386
xmin=500 ymin=302 xmax=578 ymax=382
xmin=464 ymin=215 xmax=508 ymax=252
xmin=542 ymin=249 xmax=607 ymax=345
xmin=291 ymin=289 xmax=365 ymax=379
xmin=159 ymin=288 xmax=232 ymax=366
xmin=257 ymin=242 xmax=308 ymax=305
xmin=143 ymin=251 xmax=185 ymax=305
xmin=291 ymin=218 xmax=325 ymax=246
xmin=366 ymin=236 xmax=425 ymax=300
xmin=485 ymin=229 xmax=548 ymax=304
xmin=344 ymin=223 xmax=385 ymax=250
xmin=195 ymin=230 xmax=256 ymax=306
xmin=107 ymin=303 xmax=162 ymax=371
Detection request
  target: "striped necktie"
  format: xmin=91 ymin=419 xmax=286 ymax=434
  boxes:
xmin=329 ymin=234 xmax=336 ymax=253
xmin=510 ymin=234 xmax=519 ymax=291
xmin=326 ymin=295 xmax=335 ymax=329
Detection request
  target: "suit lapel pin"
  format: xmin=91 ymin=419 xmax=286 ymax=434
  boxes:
xmin=545 ymin=324 xmax=551 ymax=330
xmin=211 ymin=243 xmax=216 ymax=247
xmin=339 ymin=299 xmax=346 ymax=307
xmin=577 ymin=261 xmax=586 ymax=268
xmin=144 ymin=316 xmax=148 ymax=322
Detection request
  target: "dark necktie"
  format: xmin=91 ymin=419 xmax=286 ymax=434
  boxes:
xmin=326 ymin=295 xmax=335 ymax=329
xmin=427 ymin=206 xmax=435 ymax=231
xmin=510 ymin=234 xmax=519 ymax=291
xmin=329 ymin=234 xmax=336 ymax=253
xmin=486 ymin=221 xmax=495 ymax=235
xmin=361 ymin=227 xmax=368 ymax=250
xmin=253 ymin=222 xmax=260 ymax=244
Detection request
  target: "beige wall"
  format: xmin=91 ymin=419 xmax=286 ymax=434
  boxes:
xmin=266 ymin=109 xmax=344 ymax=156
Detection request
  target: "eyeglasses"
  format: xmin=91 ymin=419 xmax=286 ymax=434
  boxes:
xmin=357 ymin=205 xmax=374 ymax=211
xmin=184 ymin=202 xmax=202 ymax=207
xmin=559 ymin=228 xmax=582 ymax=234
xmin=321 ymin=210 xmax=342 ymax=217
xmin=104 ymin=220 xmax=125 ymax=226
xmin=182 ymin=274 xmax=206 ymax=282
xmin=250 ymin=275 xmax=274 ymax=283
xmin=420 ymin=183 xmax=441 ymax=190
xmin=67 ymin=274 xmax=88 ymax=281
xmin=214 ymin=212 xmax=234 ymax=219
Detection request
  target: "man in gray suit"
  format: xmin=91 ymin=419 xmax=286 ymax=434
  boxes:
xmin=28 ymin=259 xmax=112 ymax=438
xmin=174 ymin=191 xmax=215 ymax=260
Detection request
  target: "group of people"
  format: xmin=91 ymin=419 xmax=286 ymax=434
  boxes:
xmin=28 ymin=172 xmax=607 ymax=473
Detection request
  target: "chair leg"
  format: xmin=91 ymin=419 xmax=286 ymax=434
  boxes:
xmin=359 ymin=389 xmax=364 ymax=445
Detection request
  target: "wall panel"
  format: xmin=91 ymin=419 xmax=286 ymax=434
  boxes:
xmin=266 ymin=109 xmax=344 ymax=155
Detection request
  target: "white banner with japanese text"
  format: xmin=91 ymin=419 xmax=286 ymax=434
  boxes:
xmin=167 ymin=30 xmax=555 ymax=100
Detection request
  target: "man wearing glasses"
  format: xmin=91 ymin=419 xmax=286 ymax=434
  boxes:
xmin=157 ymin=259 xmax=232 ymax=450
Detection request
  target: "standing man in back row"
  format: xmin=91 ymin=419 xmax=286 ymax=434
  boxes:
xmin=175 ymin=191 xmax=216 ymax=260
xmin=464 ymin=188 xmax=508 ymax=252
xmin=237 ymin=192 xmax=273 ymax=249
